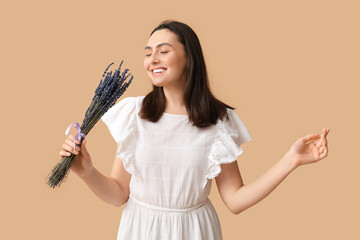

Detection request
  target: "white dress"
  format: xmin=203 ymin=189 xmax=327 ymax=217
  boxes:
xmin=101 ymin=95 xmax=252 ymax=240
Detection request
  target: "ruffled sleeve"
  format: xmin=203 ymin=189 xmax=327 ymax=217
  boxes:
xmin=203 ymin=108 xmax=252 ymax=189
xmin=101 ymin=96 xmax=137 ymax=176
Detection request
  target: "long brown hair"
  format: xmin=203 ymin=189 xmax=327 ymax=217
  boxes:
xmin=139 ymin=20 xmax=235 ymax=128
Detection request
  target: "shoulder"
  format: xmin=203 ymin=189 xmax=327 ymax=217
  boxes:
xmin=218 ymin=107 xmax=252 ymax=145
xmin=102 ymin=96 xmax=143 ymax=123
xmin=217 ymin=108 xmax=244 ymax=127
xmin=113 ymin=95 xmax=145 ymax=109
xmin=101 ymin=96 xmax=141 ymax=144
xmin=225 ymin=108 xmax=247 ymax=125
xmin=135 ymin=95 xmax=145 ymax=106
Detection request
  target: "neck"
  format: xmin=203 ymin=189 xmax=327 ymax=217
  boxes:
xmin=163 ymin=84 xmax=187 ymax=115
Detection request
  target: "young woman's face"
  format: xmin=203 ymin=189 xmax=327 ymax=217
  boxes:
xmin=144 ymin=29 xmax=188 ymax=88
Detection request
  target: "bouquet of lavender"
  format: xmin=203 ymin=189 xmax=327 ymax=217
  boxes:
xmin=46 ymin=60 xmax=133 ymax=188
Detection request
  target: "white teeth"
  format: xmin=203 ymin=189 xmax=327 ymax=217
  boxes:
xmin=153 ymin=69 xmax=165 ymax=73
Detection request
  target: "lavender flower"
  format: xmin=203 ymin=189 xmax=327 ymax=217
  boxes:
xmin=46 ymin=61 xmax=133 ymax=188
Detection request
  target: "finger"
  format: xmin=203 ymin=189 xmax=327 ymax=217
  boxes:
xmin=320 ymin=147 xmax=328 ymax=159
xmin=65 ymin=138 xmax=80 ymax=151
xmin=316 ymin=138 xmax=328 ymax=149
xmin=68 ymin=134 xmax=81 ymax=146
xmin=302 ymin=133 xmax=320 ymax=143
xmin=62 ymin=143 xmax=79 ymax=155
xmin=59 ymin=150 xmax=71 ymax=157
xmin=63 ymin=143 xmax=79 ymax=155
xmin=81 ymin=138 xmax=86 ymax=146
xmin=312 ymin=146 xmax=320 ymax=160
xmin=65 ymin=137 xmax=80 ymax=149
xmin=321 ymin=128 xmax=327 ymax=138
xmin=322 ymin=129 xmax=329 ymax=147
xmin=315 ymin=138 xmax=323 ymax=148
xmin=316 ymin=129 xmax=329 ymax=148
xmin=323 ymin=138 xmax=328 ymax=148
xmin=323 ymin=128 xmax=330 ymax=138
xmin=81 ymin=138 xmax=87 ymax=149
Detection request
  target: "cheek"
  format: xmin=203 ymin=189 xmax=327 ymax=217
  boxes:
xmin=174 ymin=51 xmax=187 ymax=66
xmin=166 ymin=55 xmax=178 ymax=69
xmin=143 ymin=58 xmax=149 ymax=70
xmin=174 ymin=56 xmax=187 ymax=73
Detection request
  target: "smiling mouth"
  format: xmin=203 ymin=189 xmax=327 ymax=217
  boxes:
xmin=152 ymin=68 xmax=167 ymax=73
xmin=151 ymin=68 xmax=167 ymax=76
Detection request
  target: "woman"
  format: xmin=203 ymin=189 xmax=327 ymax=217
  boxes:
xmin=59 ymin=20 xmax=330 ymax=240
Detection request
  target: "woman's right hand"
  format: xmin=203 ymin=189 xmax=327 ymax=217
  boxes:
xmin=59 ymin=135 xmax=93 ymax=178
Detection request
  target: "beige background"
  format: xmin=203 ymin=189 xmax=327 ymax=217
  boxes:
xmin=1 ymin=0 xmax=359 ymax=239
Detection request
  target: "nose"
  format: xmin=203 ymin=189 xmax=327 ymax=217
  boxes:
xmin=150 ymin=52 xmax=159 ymax=64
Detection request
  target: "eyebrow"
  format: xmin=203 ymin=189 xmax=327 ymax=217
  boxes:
xmin=145 ymin=42 xmax=173 ymax=50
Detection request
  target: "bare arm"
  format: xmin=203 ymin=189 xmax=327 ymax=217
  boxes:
xmin=216 ymin=128 xmax=330 ymax=215
xmin=216 ymin=154 xmax=297 ymax=215
xmin=80 ymin=152 xmax=131 ymax=207
xmin=61 ymin=136 xmax=131 ymax=207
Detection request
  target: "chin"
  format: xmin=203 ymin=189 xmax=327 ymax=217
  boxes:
xmin=152 ymin=82 xmax=164 ymax=87
xmin=150 ymin=79 xmax=165 ymax=87
xmin=149 ymin=76 xmax=167 ymax=87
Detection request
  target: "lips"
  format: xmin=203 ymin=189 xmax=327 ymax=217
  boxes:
xmin=151 ymin=67 xmax=167 ymax=73
xmin=151 ymin=67 xmax=167 ymax=76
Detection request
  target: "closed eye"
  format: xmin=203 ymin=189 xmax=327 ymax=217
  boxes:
xmin=145 ymin=51 xmax=168 ymax=57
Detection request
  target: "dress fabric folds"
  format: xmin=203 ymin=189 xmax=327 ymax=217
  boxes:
xmin=101 ymin=96 xmax=252 ymax=240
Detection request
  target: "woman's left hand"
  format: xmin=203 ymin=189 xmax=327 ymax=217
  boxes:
xmin=287 ymin=128 xmax=330 ymax=167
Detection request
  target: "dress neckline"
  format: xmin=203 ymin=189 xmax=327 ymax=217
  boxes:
xmin=138 ymin=96 xmax=188 ymax=118
xmin=163 ymin=112 xmax=189 ymax=117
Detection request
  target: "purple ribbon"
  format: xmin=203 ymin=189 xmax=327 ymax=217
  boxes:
xmin=65 ymin=122 xmax=86 ymax=151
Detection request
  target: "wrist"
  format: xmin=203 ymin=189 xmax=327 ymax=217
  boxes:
xmin=281 ymin=151 xmax=300 ymax=172
xmin=79 ymin=165 xmax=95 ymax=180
